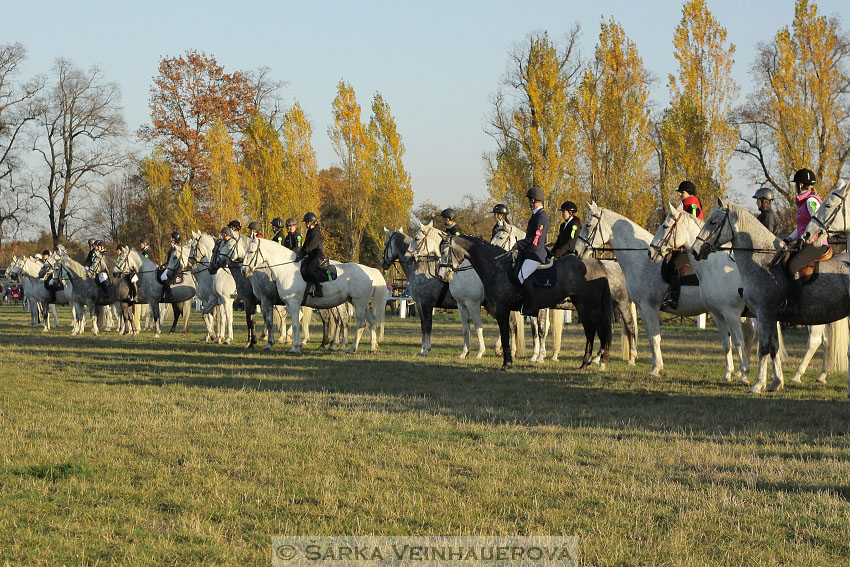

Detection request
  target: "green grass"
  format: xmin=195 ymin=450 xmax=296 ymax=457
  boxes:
xmin=0 ymin=305 xmax=848 ymax=566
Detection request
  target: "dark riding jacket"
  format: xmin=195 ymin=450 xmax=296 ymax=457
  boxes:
xmin=297 ymin=226 xmax=325 ymax=261
xmin=551 ymin=216 xmax=582 ymax=257
xmin=757 ymin=208 xmax=781 ymax=236
xmin=272 ymin=230 xmax=285 ymax=246
xmin=518 ymin=207 xmax=550 ymax=263
xmin=283 ymin=231 xmax=304 ymax=255
xmin=140 ymin=245 xmax=153 ymax=260
xmin=445 ymin=224 xmax=462 ymax=236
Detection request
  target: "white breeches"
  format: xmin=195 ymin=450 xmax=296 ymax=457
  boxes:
xmin=518 ymin=259 xmax=540 ymax=284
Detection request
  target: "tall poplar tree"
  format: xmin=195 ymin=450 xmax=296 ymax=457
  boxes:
xmin=204 ymin=118 xmax=242 ymax=229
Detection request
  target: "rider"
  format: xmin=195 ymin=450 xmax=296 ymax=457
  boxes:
xmin=247 ymin=221 xmax=262 ymax=238
xmin=84 ymin=238 xmax=97 ymax=267
xmin=41 ymin=250 xmax=50 ymax=262
xmin=753 ymin=187 xmax=781 ymax=236
xmin=295 ymin=212 xmax=327 ymax=297
xmin=117 ymin=242 xmax=139 ymax=303
xmin=139 ymin=238 xmax=153 ymax=260
xmin=271 ymin=217 xmax=286 ymax=246
xmin=662 ymin=180 xmax=704 ymax=309
xmin=515 ymin=185 xmax=550 ymax=317
xmin=441 ymin=208 xmax=462 ymax=236
xmin=160 ymin=231 xmax=181 ymax=302
xmin=283 ymin=217 xmax=303 ymax=254
xmin=550 ymin=201 xmax=582 ymax=258
xmin=781 ymin=168 xmax=829 ymax=315
xmin=41 ymin=249 xmax=58 ymax=303
xmin=491 ymin=204 xmax=509 ymax=240
xmin=88 ymin=240 xmax=110 ymax=292
xmin=228 ymin=219 xmax=242 ymax=237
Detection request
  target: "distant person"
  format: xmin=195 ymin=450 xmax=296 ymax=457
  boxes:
xmin=296 ymin=212 xmax=327 ymax=297
xmin=441 ymin=208 xmax=461 ymax=236
xmin=283 ymin=218 xmax=303 ymax=254
xmin=753 ymin=187 xmax=781 ymax=236
xmin=550 ymin=201 xmax=582 ymax=257
xmin=491 ymin=204 xmax=509 ymax=240
xmin=515 ymin=185 xmax=549 ymax=317
xmin=271 ymin=217 xmax=286 ymax=246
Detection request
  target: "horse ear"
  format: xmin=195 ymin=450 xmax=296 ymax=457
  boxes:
xmin=842 ymin=258 xmax=850 ymax=269
xmin=424 ymin=221 xmax=433 ymax=230
xmin=836 ymin=178 xmax=847 ymax=192
xmin=383 ymin=227 xmax=390 ymax=235
xmin=668 ymin=202 xmax=678 ymax=215
xmin=717 ymin=197 xmax=723 ymax=207
xmin=397 ymin=226 xmax=404 ymax=233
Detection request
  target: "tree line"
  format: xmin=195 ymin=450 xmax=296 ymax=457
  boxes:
xmin=1 ymin=0 xmax=848 ymax=267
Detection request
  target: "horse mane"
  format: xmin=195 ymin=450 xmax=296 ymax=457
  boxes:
xmin=252 ymin=236 xmax=297 ymax=261
xmin=61 ymin=255 xmax=88 ymax=278
xmin=598 ymin=208 xmax=654 ymax=242
xmin=724 ymin=200 xmax=781 ymax=247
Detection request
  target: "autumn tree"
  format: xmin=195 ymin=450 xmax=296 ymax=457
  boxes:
xmin=573 ymin=19 xmax=656 ymax=224
xmin=32 ymin=58 xmax=126 ymax=246
xmin=328 ymin=81 xmax=371 ymax=262
xmin=140 ymin=149 xmax=174 ymax=258
xmin=141 ymin=50 xmax=257 ymax=191
xmin=204 ymin=118 xmax=242 ymax=229
xmin=90 ymin=168 xmax=147 ymax=246
xmin=280 ymin=102 xmax=319 ymax=221
xmin=317 ymin=166 xmax=347 ymax=260
xmin=734 ymin=0 xmax=850 ymax=213
xmin=0 ymin=43 xmax=42 ymax=247
xmin=658 ymin=0 xmax=739 ymax=208
xmin=485 ymin=30 xmax=582 ymax=221
xmin=241 ymin=114 xmax=286 ymax=231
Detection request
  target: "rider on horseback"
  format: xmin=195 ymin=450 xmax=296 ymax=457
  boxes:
xmin=87 ymin=240 xmax=110 ymax=293
xmin=283 ymin=217 xmax=303 ymax=254
xmin=662 ymin=180 xmax=704 ymax=309
xmin=550 ymin=201 xmax=582 ymax=257
xmin=515 ymin=185 xmax=550 ymax=317
xmin=781 ymin=168 xmax=830 ymax=315
xmin=139 ymin=237 xmax=153 ymax=260
xmin=441 ymin=208 xmax=462 ymax=236
xmin=296 ymin=212 xmax=327 ymax=297
xmin=160 ymin=231 xmax=181 ymax=303
xmin=271 ymin=217 xmax=286 ymax=246
xmin=248 ymin=221 xmax=262 ymax=238
xmin=753 ymin=187 xmax=781 ymax=236
xmin=491 ymin=204 xmax=509 ymax=240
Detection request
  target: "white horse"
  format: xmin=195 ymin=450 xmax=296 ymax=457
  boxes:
xmin=242 ymin=236 xmax=384 ymax=353
xmin=650 ymin=202 xmax=759 ymax=383
xmin=8 ymin=255 xmax=64 ymax=331
xmin=576 ymin=203 xmax=712 ymax=376
xmin=188 ymin=232 xmax=237 ymax=344
xmin=408 ymin=222 xmax=489 ymax=359
xmin=49 ymin=246 xmax=117 ymax=336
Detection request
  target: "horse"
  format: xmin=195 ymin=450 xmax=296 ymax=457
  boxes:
xmin=576 ymin=202 xmax=714 ymax=377
xmin=406 ymin=222 xmax=492 ymax=359
xmin=440 ymin=234 xmax=614 ymax=371
xmin=8 ymin=255 xmax=64 ymax=331
xmin=113 ymin=247 xmax=192 ymax=336
xmin=241 ymin=236 xmax=384 ymax=353
xmin=692 ymin=199 xmax=850 ymax=395
xmin=48 ymin=246 xmax=117 ymax=336
xmin=188 ymin=232 xmax=237 ymax=344
xmin=649 ymin=202 xmax=757 ymax=383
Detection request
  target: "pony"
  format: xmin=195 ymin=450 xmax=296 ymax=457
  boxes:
xmin=440 ymin=234 xmax=613 ymax=371
xmin=692 ymin=199 xmax=850 ymax=395
xmin=8 ymin=255 xmax=64 ymax=331
xmin=241 ymin=236 xmax=384 ymax=353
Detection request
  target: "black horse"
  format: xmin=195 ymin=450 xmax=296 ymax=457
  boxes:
xmin=441 ymin=234 xmax=613 ymax=371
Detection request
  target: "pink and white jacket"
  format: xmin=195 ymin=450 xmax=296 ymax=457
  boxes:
xmin=787 ymin=189 xmax=828 ymax=246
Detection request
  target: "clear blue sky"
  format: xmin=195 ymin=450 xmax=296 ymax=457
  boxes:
xmin=7 ymin=0 xmax=847 ymax=210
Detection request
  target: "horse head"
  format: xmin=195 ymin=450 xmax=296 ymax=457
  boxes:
xmin=437 ymin=235 xmax=465 ymax=283
xmin=649 ymin=202 xmax=687 ymax=262
xmin=381 ymin=227 xmax=405 ymax=270
xmin=803 ymin=178 xmax=848 ymax=244
xmin=691 ymin=198 xmax=734 ymax=261
xmin=575 ymin=201 xmax=609 ymax=258
xmin=7 ymin=255 xmax=24 ymax=280
xmin=241 ymin=235 xmax=262 ymax=277
xmin=112 ymin=245 xmax=134 ymax=277
xmin=166 ymin=244 xmax=188 ymax=279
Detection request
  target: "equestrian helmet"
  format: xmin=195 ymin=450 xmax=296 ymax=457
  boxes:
xmin=492 ymin=204 xmax=508 ymax=215
xmin=677 ymin=180 xmax=697 ymax=194
xmin=248 ymin=221 xmax=262 ymax=232
xmin=228 ymin=219 xmax=242 ymax=231
xmin=752 ymin=187 xmax=774 ymax=201
xmin=792 ymin=168 xmax=816 ymax=187
xmin=285 ymin=217 xmax=298 ymax=227
xmin=87 ymin=238 xmax=95 ymax=247
xmin=170 ymin=231 xmax=181 ymax=242
xmin=271 ymin=217 xmax=284 ymax=228
xmin=440 ymin=208 xmax=456 ymax=221
xmin=303 ymin=212 xmax=318 ymax=224
xmin=560 ymin=200 xmax=578 ymax=213
xmin=525 ymin=185 xmax=545 ymax=202
xmin=220 ymin=227 xmax=234 ymax=238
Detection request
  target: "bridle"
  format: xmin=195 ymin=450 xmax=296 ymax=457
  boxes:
xmin=242 ymin=237 xmax=268 ymax=275
xmin=807 ymin=187 xmax=848 ymax=239
xmin=577 ymin=210 xmax=604 ymax=252
xmin=409 ymin=227 xmax=443 ymax=277
xmin=692 ymin=206 xmax=732 ymax=255
xmin=649 ymin=212 xmax=683 ymax=258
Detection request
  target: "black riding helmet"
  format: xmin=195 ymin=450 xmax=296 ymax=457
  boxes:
xmin=170 ymin=231 xmax=181 ymax=242
xmin=285 ymin=217 xmax=298 ymax=227
xmin=753 ymin=187 xmax=774 ymax=201
xmin=220 ymin=227 xmax=233 ymax=238
xmin=526 ymin=185 xmax=545 ymax=202
xmin=303 ymin=212 xmax=318 ymax=224
xmin=440 ymin=208 xmax=456 ymax=221
xmin=248 ymin=221 xmax=261 ymax=233
xmin=271 ymin=217 xmax=284 ymax=228
xmin=792 ymin=168 xmax=816 ymax=190
xmin=560 ymin=201 xmax=578 ymax=213
xmin=228 ymin=219 xmax=242 ymax=231
xmin=677 ymin=180 xmax=697 ymax=194
xmin=492 ymin=204 xmax=508 ymax=215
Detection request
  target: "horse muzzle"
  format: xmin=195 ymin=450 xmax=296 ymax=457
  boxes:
xmin=242 ymin=266 xmax=254 ymax=277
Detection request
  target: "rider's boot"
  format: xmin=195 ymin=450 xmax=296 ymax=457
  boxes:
xmin=519 ymin=277 xmax=538 ymax=318
xmin=780 ymin=274 xmax=802 ymax=316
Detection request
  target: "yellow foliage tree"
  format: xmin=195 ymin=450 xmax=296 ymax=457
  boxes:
xmin=140 ymin=149 xmax=174 ymax=258
xmin=660 ymin=0 xmax=738 ymax=208
xmin=280 ymin=101 xmax=320 ymax=222
xmin=204 ymin=118 xmax=242 ymax=230
xmin=735 ymin=0 xmax=850 ymax=212
xmin=485 ymin=30 xmax=581 ymax=222
xmin=574 ymin=19 xmax=656 ymax=225
xmin=241 ymin=114 xmax=286 ymax=231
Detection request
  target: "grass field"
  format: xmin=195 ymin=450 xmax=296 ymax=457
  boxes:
xmin=1 ymin=304 xmax=848 ymax=566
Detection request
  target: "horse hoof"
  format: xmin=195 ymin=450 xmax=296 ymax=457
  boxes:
xmin=551 ymin=355 xmax=559 ymax=362
xmin=721 ymin=375 xmax=732 ymax=383
xmin=767 ymin=379 xmax=784 ymax=392
xmin=500 ymin=363 xmax=511 ymax=372
xmin=738 ymin=376 xmax=750 ymax=385
xmin=224 ymin=339 xmax=231 ymax=345
xmin=476 ymin=352 xmax=485 ymax=359
xmin=600 ymin=363 xmax=607 ymax=371
xmin=417 ymin=351 xmax=428 ymax=357
xmin=458 ymin=352 xmax=468 ymax=359
xmin=816 ymin=376 xmax=827 ymax=384
xmin=749 ymin=382 xmax=766 ymax=394
xmin=263 ymin=345 xmax=272 ymax=352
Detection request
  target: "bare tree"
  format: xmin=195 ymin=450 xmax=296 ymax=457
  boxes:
xmin=0 ymin=43 xmax=43 ymax=247
xmin=247 ymin=66 xmax=288 ymax=129
xmin=31 ymin=59 xmax=127 ymax=246
xmin=89 ymin=168 xmax=145 ymax=244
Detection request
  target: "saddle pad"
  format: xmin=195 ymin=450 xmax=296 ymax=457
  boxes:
xmin=799 ymin=247 xmax=834 ymax=281
xmin=530 ymin=267 xmax=557 ymax=288
xmin=680 ymin=274 xmax=700 ymax=286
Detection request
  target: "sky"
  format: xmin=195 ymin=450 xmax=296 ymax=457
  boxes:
xmin=6 ymin=0 xmax=847 ymax=215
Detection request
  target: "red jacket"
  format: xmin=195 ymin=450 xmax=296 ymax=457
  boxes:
xmin=682 ymin=195 xmax=703 ymax=220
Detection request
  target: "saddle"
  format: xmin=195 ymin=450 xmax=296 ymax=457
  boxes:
xmin=300 ymin=258 xmax=338 ymax=284
xmin=782 ymin=247 xmax=834 ymax=283
xmin=507 ymin=251 xmax=558 ymax=288
xmin=661 ymin=251 xmax=699 ymax=286
xmin=155 ymin=266 xmax=183 ymax=285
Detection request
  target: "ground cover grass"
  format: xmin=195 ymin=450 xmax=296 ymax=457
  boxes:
xmin=0 ymin=305 xmax=848 ymax=566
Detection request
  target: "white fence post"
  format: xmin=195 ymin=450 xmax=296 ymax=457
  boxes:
xmin=399 ymin=300 xmax=408 ymax=319
xmin=697 ymin=313 xmax=706 ymax=329
xmin=564 ymin=309 xmax=572 ymax=324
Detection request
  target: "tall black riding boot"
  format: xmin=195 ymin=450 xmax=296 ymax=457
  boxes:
xmin=781 ymin=274 xmax=802 ymax=316
xmin=311 ymin=282 xmax=323 ymax=297
xmin=662 ymin=273 xmax=680 ymax=309
xmin=520 ymin=277 xmax=538 ymax=318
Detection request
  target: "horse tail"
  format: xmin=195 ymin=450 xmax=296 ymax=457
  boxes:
xmin=826 ymin=317 xmax=849 ymax=374
xmin=372 ymin=281 xmax=388 ymax=341
xmin=601 ymin=279 xmax=614 ymax=350
xmin=513 ymin=311 xmax=526 ymax=357
xmin=776 ymin=321 xmax=787 ymax=363
xmin=551 ymin=309 xmax=563 ymax=360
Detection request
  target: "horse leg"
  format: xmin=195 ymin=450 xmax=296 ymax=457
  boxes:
xmin=90 ymin=304 xmax=99 ymax=336
xmin=727 ymin=315 xmax=750 ymax=384
xmin=286 ymin=300 xmax=303 ymax=353
xmin=497 ymin=310 xmax=513 ymax=371
xmin=457 ymin=302 xmax=471 ymax=359
xmin=713 ymin=316 xmax=735 ymax=382
xmin=641 ymin=303 xmax=664 ymax=377
xmin=348 ymin=302 xmax=369 ymax=354
xmin=223 ymin=299 xmax=234 ymax=345
xmin=751 ymin=319 xmax=777 ymax=393
xmin=551 ymin=309 xmax=563 ymax=361
xmin=790 ymin=325 xmax=824 ymax=384
xmin=245 ymin=305 xmax=257 ymax=349
xmin=530 ymin=316 xmax=541 ymax=363
xmin=169 ymin=302 xmax=180 ymax=334
xmin=471 ymin=303 xmax=485 ymax=359
xmin=417 ymin=303 xmax=434 ymax=356
xmin=768 ymin=333 xmax=785 ymax=392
